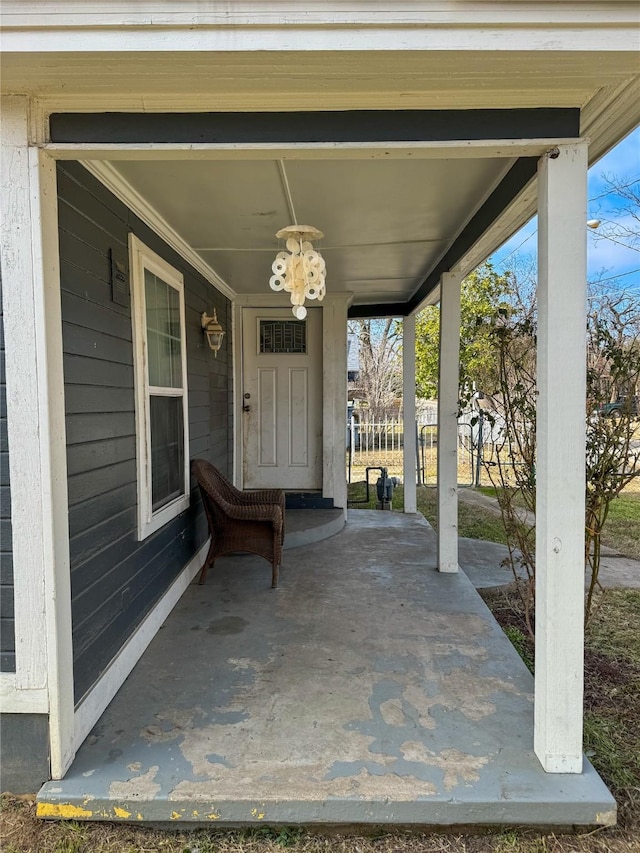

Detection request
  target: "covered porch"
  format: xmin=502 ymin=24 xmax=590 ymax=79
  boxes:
xmin=37 ymin=511 xmax=615 ymax=827
xmin=2 ymin=4 xmax=639 ymax=801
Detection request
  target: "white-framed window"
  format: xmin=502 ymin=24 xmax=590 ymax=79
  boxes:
xmin=129 ymin=234 xmax=190 ymax=540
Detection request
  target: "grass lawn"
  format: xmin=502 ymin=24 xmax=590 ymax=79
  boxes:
xmin=4 ymin=806 xmax=640 ymax=853
xmin=347 ymin=482 xmax=510 ymax=545
xmin=2 ymin=486 xmax=639 ymax=852
xmin=481 ymin=586 xmax=640 ymax=836
xmin=602 ymin=494 xmax=640 ymax=560
xmin=473 ymin=486 xmax=640 ymax=560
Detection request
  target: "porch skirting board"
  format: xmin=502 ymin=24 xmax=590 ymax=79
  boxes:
xmin=72 ymin=538 xmax=210 ymax=760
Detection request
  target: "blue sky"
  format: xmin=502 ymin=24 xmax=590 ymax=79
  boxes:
xmin=489 ymin=126 xmax=640 ymax=291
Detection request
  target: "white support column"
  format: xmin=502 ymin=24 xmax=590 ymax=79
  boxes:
xmin=403 ymin=313 xmax=417 ymax=513
xmin=0 ymin=96 xmax=74 ymax=777
xmin=1 ymin=96 xmax=49 ymax=711
xmin=232 ymin=301 xmax=243 ymax=488
xmin=535 ymin=141 xmax=588 ymax=774
xmin=33 ymin=146 xmax=75 ymax=779
xmin=437 ymin=271 xmax=462 ymax=573
xmin=322 ymin=296 xmax=349 ymax=515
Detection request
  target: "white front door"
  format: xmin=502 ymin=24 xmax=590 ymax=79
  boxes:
xmin=242 ymin=308 xmax=322 ymax=490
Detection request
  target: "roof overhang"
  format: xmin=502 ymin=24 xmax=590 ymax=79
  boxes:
xmin=2 ymin=3 xmax=639 ymax=316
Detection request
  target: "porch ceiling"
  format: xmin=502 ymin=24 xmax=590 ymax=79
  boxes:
xmin=112 ymin=156 xmax=511 ymax=307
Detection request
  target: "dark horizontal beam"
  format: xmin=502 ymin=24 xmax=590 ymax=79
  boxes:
xmin=348 ymin=303 xmax=407 ymax=320
xmin=50 ymin=108 xmax=580 ymax=145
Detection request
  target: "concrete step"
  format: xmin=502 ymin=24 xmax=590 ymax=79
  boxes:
xmin=283 ymin=508 xmax=345 ymax=550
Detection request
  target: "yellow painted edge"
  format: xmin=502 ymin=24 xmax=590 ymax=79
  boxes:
xmin=113 ymin=806 xmax=132 ymax=819
xmin=37 ymin=802 xmax=94 ymax=819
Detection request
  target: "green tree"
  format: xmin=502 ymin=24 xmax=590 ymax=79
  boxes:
xmin=483 ymin=278 xmax=640 ymax=632
xmin=415 ymin=262 xmax=513 ymax=399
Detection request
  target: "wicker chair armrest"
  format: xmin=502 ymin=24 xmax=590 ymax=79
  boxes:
xmin=225 ymin=501 xmax=283 ymax=528
xmin=234 ymin=489 xmax=285 ymax=507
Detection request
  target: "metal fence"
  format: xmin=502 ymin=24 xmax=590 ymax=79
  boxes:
xmin=346 ymin=415 xmax=494 ymax=486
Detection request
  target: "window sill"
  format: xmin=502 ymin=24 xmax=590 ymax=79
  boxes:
xmin=138 ymin=494 xmax=190 ymax=541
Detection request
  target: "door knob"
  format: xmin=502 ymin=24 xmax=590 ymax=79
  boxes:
xmin=243 ymin=404 xmax=251 ymax=412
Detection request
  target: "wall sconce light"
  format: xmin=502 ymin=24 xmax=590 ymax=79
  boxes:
xmin=201 ymin=309 xmax=225 ymax=356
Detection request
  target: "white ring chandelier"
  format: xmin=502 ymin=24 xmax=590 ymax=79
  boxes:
xmin=269 ymin=225 xmax=326 ymax=319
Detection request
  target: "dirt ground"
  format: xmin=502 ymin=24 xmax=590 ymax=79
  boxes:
xmin=2 ymin=795 xmax=640 ymax=853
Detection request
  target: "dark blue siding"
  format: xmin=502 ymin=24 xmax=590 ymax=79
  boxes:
xmin=58 ymin=162 xmax=232 ymax=703
xmin=0 ymin=270 xmax=15 ymax=673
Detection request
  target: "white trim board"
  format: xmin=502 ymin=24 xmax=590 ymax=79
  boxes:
xmin=49 ymin=140 xmax=582 ymax=161
xmin=72 ymin=538 xmax=209 ymax=758
xmin=2 ymin=2 xmax=637 ymax=29
xmin=1 ymin=97 xmax=73 ymax=774
xmin=232 ymin=301 xmax=244 ymax=490
xmin=0 ymin=96 xmax=50 ymax=697
xmin=3 ymin=25 xmax=639 ymax=54
xmin=32 ymin=146 xmax=75 ymax=780
xmin=0 ymin=678 xmax=49 ymax=714
xmin=129 ymin=234 xmax=191 ymax=540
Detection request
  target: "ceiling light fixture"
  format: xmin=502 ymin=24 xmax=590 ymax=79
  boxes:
xmin=269 ymin=225 xmax=326 ymax=319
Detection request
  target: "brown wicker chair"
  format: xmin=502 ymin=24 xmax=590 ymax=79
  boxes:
xmin=191 ymin=459 xmax=285 ymax=588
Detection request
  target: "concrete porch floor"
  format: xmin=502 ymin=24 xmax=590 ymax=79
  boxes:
xmin=37 ymin=510 xmax=615 ymax=828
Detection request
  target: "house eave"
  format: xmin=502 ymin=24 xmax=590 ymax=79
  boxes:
xmin=2 ymin=0 xmax=639 ymax=53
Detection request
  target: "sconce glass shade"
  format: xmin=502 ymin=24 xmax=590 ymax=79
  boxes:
xmin=269 ymin=225 xmax=326 ymax=318
xmin=201 ymin=310 xmax=225 ymax=356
